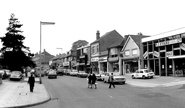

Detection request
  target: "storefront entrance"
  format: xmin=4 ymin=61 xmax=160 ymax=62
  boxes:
xmin=174 ymin=58 xmax=185 ymax=77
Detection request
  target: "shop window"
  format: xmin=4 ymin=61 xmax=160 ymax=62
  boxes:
xmin=181 ymin=49 xmax=185 ymax=55
xmin=143 ymin=42 xmax=147 ymax=46
xmin=173 ymin=43 xmax=179 ymax=49
xmin=166 ymin=45 xmax=172 ymax=51
xmin=143 ymin=45 xmax=147 ymax=52
xmin=167 ymin=59 xmax=173 ymax=76
xmin=144 ymin=60 xmax=147 ymax=68
xmin=148 ymin=53 xmax=153 ymax=58
xmin=149 ymin=44 xmax=153 ymax=52
xmin=174 ymin=50 xmax=180 ymax=56
xmin=160 ymin=46 xmax=165 ymax=51
xmin=182 ymin=37 xmax=185 ymax=43
xmin=160 ymin=52 xmax=165 ymax=57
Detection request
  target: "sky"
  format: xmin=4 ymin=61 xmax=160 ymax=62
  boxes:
xmin=0 ymin=0 xmax=185 ymax=56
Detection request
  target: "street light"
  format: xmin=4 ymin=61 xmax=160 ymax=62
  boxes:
xmin=56 ymin=48 xmax=63 ymax=54
xmin=40 ymin=21 xmax=55 ymax=54
xmin=39 ymin=21 xmax=55 ymax=84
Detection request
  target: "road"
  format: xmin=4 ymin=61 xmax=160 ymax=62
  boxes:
xmin=30 ymin=75 xmax=185 ymax=108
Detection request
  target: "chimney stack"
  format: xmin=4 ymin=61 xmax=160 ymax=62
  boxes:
xmin=96 ymin=30 xmax=100 ymax=40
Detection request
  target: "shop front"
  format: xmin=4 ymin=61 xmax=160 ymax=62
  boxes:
xmin=99 ymin=56 xmax=107 ymax=73
xmin=91 ymin=57 xmax=99 ymax=73
xmin=142 ymin=33 xmax=185 ymax=76
xmin=63 ymin=62 xmax=70 ymax=70
xmin=108 ymin=57 xmax=119 ymax=72
xmin=123 ymin=57 xmax=139 ymax=73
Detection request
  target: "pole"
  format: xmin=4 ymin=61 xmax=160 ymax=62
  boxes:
xmin=40 ymin=21 xmax=42 ymax=84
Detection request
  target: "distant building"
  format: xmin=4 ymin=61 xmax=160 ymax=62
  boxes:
xmin=32 ymin=49 xmax=54 ymax=69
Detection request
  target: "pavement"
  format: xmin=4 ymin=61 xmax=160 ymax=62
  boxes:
xmin=0 ymin=78 xmax=50 ymax=108
xmin=0 ymin=75 xmax=185 ymax=108
xmin=125 ymin=74 xmax=185 ymax=87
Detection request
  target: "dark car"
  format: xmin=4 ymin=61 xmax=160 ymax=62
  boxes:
xmin=48 ymin=70 xmax=57 ymax=79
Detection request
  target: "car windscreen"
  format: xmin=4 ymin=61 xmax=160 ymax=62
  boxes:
xmin=12 ymin=71 xmax=21 ymax=74
xmin=49 ymin=71 xmax=56 ymax=74
xmin=144 ymin=70 xmax=150 ymax=73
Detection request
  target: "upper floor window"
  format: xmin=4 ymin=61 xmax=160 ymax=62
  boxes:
xmin=125 ymin=50 xmax=130 ymax=56
xmin=91 ymin=43 xmax=99 ymax=55
xmin=132 ymin=49 xmax=138 ymax=55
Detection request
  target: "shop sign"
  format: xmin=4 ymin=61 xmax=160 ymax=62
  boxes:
xmin=108 ymin=57 xmax=118 ymax=62
xmin=99 ymin=57 xmax=107 ymax=62
xmin=155 ymin=38 xmax=182 ymax=47
xmin=153 ymin=51 xmax=159 ymax=58
xmin=80 ymin=55 xmax=85 ymax=58
xmin=63 ymin=62 xmax=69 ymax=66
xmin=91 ymin=57 xmax=99 ymax=62
xmin=180 ymin=43 xmax=185 ymax=51
xmin=143 ymin=51 xmax=148 ymax=59
xmin=166 ymin=51 xmax=173 ymax=57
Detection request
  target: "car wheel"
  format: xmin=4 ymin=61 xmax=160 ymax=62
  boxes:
xmin=132 ymin=75 xmax=135 ymax=79
xmin=104 ymin=80 xmax=106 ymax=83
xmin=142 ymin=75 xmax=146 ymax=79
xmin=151 ymin=76 xmax=153 ymax=78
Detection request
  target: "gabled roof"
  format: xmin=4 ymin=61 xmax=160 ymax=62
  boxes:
xmin=130 ymin=35 xmax=149 ymax=48
xmin=121 ymin=35 xmax=150 ymax=51
xmin=91 ymin=30 xmax=124 ymax=52
xmin=91 ymin=30 xmax=113 ymax=44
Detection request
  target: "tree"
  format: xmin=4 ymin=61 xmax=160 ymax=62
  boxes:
xmin=71 ymin=40 xmax=88 ymax=51
xmin=0 ymin=13 xmax=36 ymax=72
xmin=71 ymin=40 xmax=88 ymax=57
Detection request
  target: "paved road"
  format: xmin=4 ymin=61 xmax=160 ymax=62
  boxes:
xmin=30 ymin=76 xmax=185 ymax=108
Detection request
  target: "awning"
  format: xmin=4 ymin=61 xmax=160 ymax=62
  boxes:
xmin=168 ymin=55 xmax=185 ymax=59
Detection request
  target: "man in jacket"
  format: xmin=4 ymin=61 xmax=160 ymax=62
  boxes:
xmin=109 ymin=73 xmax=115 ymax=88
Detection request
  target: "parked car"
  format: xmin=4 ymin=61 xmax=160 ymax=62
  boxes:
xmin=131 ymin=69 xmax=155 ymax=79
xmin=77 ymin=71 xmax=88 ymax=78
xmin=57 ymin=67 xmax=64 ymax=76
xmin=103 ymin=72 xmax=126 ymax=84
xmin=48 ymin=70 xmax=57 ymax=79
xmin=0 ymin=70 xmax=8 ymax=79
xmin=70 ymin=71 xmax=78 ymax=76
xmin=9 ymin=71 xmax=23 ymax=80
xmin=95 ymin=73 xmax=102 ymax=81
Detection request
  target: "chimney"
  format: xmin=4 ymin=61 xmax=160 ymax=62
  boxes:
xmin=96 ymin=30 xmax=100 ymax=40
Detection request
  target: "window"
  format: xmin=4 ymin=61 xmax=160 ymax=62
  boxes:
xmin=132 ymin=49 xmax=137 ymax=55
xmin=125 ymin=50 xmax=130 ymax=56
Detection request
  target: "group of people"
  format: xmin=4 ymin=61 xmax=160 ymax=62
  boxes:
xmin=87 ymin=72 xmax=115 ymax=89
xmin=87 ymin=72 xmax=97 ymax=89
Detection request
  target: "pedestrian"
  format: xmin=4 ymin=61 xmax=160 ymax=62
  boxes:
xmin=87 ymin=72 xmax=92 ymax=88
xmin=28 ymin=73 xmax=35 ymax=92
xmin=91 ymin=73 xmax=97 ymax=89
xmin=108 ymin=73 xmax=115 ymax=89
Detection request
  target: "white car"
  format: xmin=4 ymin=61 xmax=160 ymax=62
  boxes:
xmin=102 ymin=72 xmax=126 ymax=84
xmin=131 ymin=69 xmax=155 ymax=79
xmin=9 ymin=71 xmax=23 ymax=80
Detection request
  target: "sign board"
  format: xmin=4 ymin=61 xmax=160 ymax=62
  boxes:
xmin=91 ymin=57 xmax=99 ymax=62
xmin=155 ymin=38 xmax=182 ymax=47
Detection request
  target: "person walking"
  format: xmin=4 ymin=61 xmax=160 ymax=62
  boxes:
xmin=108 ymin=73 xmax=115 ymax=89
xmin=87 ymin=72 xmax=92 ymax=88
xmin=28 ymin=73 xmax=35 ymax=92
xmin=91 ymin=73 xmax=97 ymax=89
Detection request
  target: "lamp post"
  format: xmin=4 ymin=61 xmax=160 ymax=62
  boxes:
xmin=56 ymin=48 xmax=63 ymax=54
xmin=39 ymin=21 xmax=55 ymax=84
